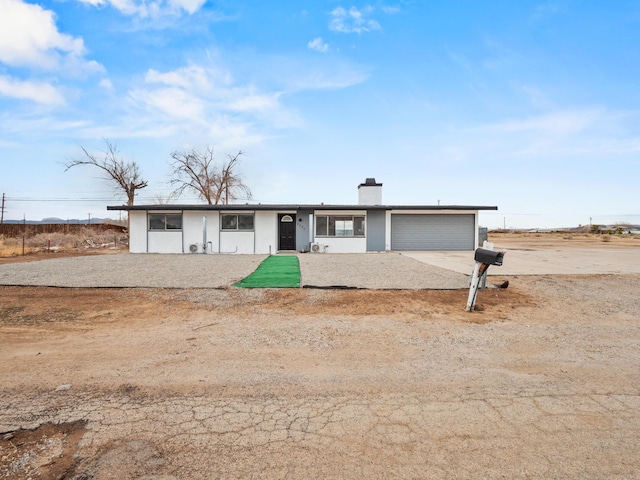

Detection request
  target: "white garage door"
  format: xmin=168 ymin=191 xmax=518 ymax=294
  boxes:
xmin=391 ymin=214 xmax=475 ymax=251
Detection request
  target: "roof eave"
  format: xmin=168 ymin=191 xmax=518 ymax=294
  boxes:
xmin=107 ymin=204 xmax=498 ymax=212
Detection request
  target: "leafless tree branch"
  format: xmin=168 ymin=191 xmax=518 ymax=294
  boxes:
xmin=169 ymin=147 xmax=251 ymax=205
xmin=65 ymin=139 xmax=148 ymax=206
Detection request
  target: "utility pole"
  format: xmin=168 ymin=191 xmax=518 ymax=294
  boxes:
xmin=0 ymin=193 xmax=5 ymax=230
xmin=88 ymin=213 xmax=91 ymax=225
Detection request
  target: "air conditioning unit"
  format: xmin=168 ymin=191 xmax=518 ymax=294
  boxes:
xmin=310 ymin=243 xmax=326 ymax=253
xmin=189 ymin=243 xmax=201 ymax=253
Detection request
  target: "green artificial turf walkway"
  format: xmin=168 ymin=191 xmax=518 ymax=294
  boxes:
xmin=234 ymin=255 xmax=301 ymax=288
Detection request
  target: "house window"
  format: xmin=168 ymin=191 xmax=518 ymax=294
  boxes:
xmin=315 ymin=215 xmax=365 ymax=237
xmin=221 ymin=214 xmax=254 ymax=231
xmin=148 ymin=213 xmax=182 ymax=231
xmin=316 ymin=216 xmax=328 ymax=236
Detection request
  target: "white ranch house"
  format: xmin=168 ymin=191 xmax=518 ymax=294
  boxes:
xmin=107 ymin=179 xmax=497 ymax=254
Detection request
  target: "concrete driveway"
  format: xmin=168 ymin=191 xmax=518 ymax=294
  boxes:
xmin=403 ymin=240 xmax=640 ymax=275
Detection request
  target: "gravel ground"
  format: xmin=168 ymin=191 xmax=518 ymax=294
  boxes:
xmin=0 ymin=254 xmax=267 ymax=288
xmin=299 ymin=253 xmax=470 ymax=289
xmin=0 ymin=252 xmax=471 ymax=289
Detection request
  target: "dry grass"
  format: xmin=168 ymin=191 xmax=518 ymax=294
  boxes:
xmin=0 ymin=237 xmax=34 ymax=256
xmin=490 ymin=231 xmax=640 ymax=246
xmin=0 ymin=228 xmax=126 ymax=258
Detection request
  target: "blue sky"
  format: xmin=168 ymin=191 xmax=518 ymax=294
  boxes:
xmin=1 ymin=0 xmax=638 ymax=228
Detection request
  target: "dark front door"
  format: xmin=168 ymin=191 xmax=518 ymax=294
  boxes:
xmin=278 ymin=214 xmax=296 ymax=250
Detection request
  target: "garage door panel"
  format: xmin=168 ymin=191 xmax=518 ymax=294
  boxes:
xmin=391 ymin=214 xmax=474 ymax=250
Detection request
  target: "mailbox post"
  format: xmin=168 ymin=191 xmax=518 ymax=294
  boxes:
xmin=466 ymin=248 xmax=505 ymax=312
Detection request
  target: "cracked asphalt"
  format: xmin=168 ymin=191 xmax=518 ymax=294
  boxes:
xmin=5 ymin=388 xmax=639 ymax=479
xmin=1 ymin=259 xmax=639 ymax=478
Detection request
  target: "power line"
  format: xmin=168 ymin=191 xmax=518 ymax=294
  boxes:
xmin=8 ymin=199 xmax=118 ymax=202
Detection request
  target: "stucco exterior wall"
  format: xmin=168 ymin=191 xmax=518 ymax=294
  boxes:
xmin=129 ymin=209 xmax=185 ymax=253
xmin=182 ymin=211 xmax=222 ymax=253
xmin=358 ymin=185 xmax=382 ymax=205
xmin=218 ymin=231 xmax=252 ymax=254
xmin=320 ymin=237 xmax=367 ymax=253
xmin=126 ymin=207 xmax=482 ymax=254
xmin=148 ymin=231 xmax=182 ymax=253
xmin=254 ymin=211 xmax=278 ymax=254
xmin=128 ymin=211 xmax=148 ymax=253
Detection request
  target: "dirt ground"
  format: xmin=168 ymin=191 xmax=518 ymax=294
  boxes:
xmin=0 ymin=248 xmax=126 ymax=266
xmin=1 ymin=234 xmax=639 ymax=479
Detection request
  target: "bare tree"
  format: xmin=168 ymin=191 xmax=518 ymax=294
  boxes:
xmin=65 ymin=139 xmax=148 ymax=206
xmin=219 ymin=151 xmax=252 ymax=204
xmin=169 ymin=147 xmax=251 ymax=205
xmin=152 ymin=191 xmax=179 ymax=205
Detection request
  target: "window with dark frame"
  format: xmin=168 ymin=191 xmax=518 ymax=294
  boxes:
xmin=221 ymin=214 xmax=254 ymax=231
xmin=315 ymin=215 xmax=365 ymax=237
xmin=165 ymin=214 xmax=182 ymax=230
xmin=148 ymin=213 xmax=182 ymax=231
xmin=316 ymin=216 xmax=328 ymax=236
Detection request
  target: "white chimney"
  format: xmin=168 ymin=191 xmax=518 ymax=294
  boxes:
xmin=358 ymin=178 xmax=382 ymax=205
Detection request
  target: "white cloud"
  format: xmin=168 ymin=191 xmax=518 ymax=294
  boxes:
xmin=0 ymin=0 xmax=85 ymax=69
xmin=170 ymin=0 xmax=206 ymax=14
xmin=76 ymin=0 xmax=207 ymax=18
xmin=329 ymin=6 xmax=381 ymax=34
xmin=0 ymin=75 xmax=65 ymax=105
xmin=229 ymin=93 xmax=282 ymax=113
xmin=126 ymin=62 xmax=296 ymax=143
xmin=76 ymin=0 xmax=105 ymax=6
xmin=308 ymin=37 xmax=329 ymax=53
xmin=470 ymin=108 xmax=640 ymax=159
xmin=381 ymin=6 xmax=400 ymax=14
xmin=145 ymin=65 xmax=217 ymax=90
xmin=0 ymin=0 xmax=103 ymax=77
xmin=284 ymin=66 xmax=369 ymax=91
xmin=131 ymin=86 xmax=205 ymax=120
xmin=140 ymin=64 xmax=285 ymax=116
xmin=99 ymin=78 xmax=114 ymax=91
xmin=248 ymin=55 xmax=370 ymax=92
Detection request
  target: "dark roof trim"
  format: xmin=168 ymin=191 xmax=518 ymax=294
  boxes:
xmin=108 ymin=204 xmax=498 ymax=212
xmin=358 ymin=177 xmax=382 ymax=188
